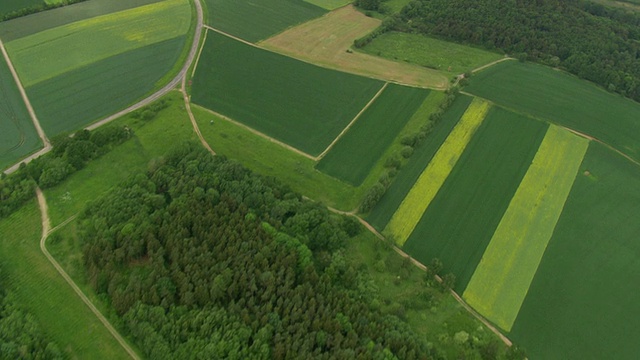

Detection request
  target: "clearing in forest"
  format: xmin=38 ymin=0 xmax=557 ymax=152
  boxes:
xmin=402 ymin=108 xmax=548 ymax=293
xmin=203 ymin=0 xmax=326 ymax=43
xmin=191 ymin=31 xmax=384 ymax=156
xmin=260 ymin=5 xmax=449 ymax=89
xmin=316 ymin=84 xmax=430 ymax=186
xmin=510 ymin=142 xmax=640 ymax=360
xmin=5 ymin=0 xmax=190 ymax=87
xmin=463 ymin=125 xmax=589 ymax=331
xmin=465 ymin=60 xmax=640 ymax=162
xmin=385 ymin=98 xmax=490 ymax=245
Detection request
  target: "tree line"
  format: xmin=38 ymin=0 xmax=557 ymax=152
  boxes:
xmin=0 ymin=0 xmax=88 ymax=22
xmin=362 ymin=0 xmax=640 ymax=101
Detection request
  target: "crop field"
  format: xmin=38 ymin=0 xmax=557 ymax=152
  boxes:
xmin=303 ymin=0 xmax=351 ymax=10
xmin=402 ymin=108 xmax=548 ymax=293
xmin=316 ymin=84 xmax=430 ymax=186
xmin=0 ymin=54 xmax=41 ymax=170
xmin=5 ymin=0 xmax=190 ymax=87
xmin=0 ymin=203 xmax=131 ymax=359
xmin=0 ymin=0 xmax=42 ymax=16
xmin=27 ymin=36 xmax=185 ymax=136
xmin=261 ymin=6 xmax=449 ymax=89
xmin=385 ymin=98 xmax=490 ymax=245
xmin=462 ymin=126 xmax=589 ymax=331
xmin=510 ymin=142 xmax=640 ymax=359
xmin=0 ymin=0 xmax=163 ymax=42
xmin=204 ymin=0 xmax=326 ymax=43
xmin=360 ymin=31 xmax=504 ymax=74
xmin=465 ymin=60 xmax=640 ymax=162
xmin=366 ymin=95 xmax=473 ymax=229
xmin=191 ymin=31 xmax=384 ymax=156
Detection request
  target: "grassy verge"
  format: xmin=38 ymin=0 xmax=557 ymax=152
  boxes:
xmin=0 ymin=202 xmax=131 ymax=359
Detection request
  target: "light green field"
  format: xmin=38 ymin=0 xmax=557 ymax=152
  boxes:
xmin=361 ymin=32 xmax=503 ymax=74
xmin=6 ymin=0 xmax=190 ymax=87
xmin=303 ymin=0 xmax=351 ymax=10
xmin=463 ymin=126 xmax=589 ymax=331
xmin=385 ymin=98 xmax=490 ymax=245
xmin=0 ymin=202 xmax=131 ymax=359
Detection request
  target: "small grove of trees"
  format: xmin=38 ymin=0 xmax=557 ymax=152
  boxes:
xmin=0 ymin=269 xmax=63 ymax=359
xmin=359 ymin=87 xmax=459 ymax=213
xmin=0 ymin=0 xmax=88 ymax=22
xmin=79 ymin=144 xmax=442 ymax=359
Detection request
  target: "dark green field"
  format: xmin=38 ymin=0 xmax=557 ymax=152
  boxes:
xmin=366 ymin=95 xmax=473 ymax=229
xmin=204 ymin=0 xmax=325 ymax=42
xmin=316 ymin=84 xmax=429 ymax=186
xmin=0 ymin=0 xmax=162 ymax=42
xmin=466 ymin=61 xmax=640 ymax=162
xmin=511 ymin=142 xmax=640 ymax=359
xmin=191 ymin=32 xmax=384 ymax=156
xmin=402 ymin=108 xmax=548 ymax=292
xmin=27 ymin=36 xmax=185 ymax=136
xmin=0 ymin=0 xmax=42 ymax=18
xmin=0 ymin=54 xmax=41 ymax=170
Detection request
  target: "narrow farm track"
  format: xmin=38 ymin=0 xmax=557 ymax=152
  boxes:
xmin=4 ymin=0 xmax=204 ymax=175
xmin=471 ymin=57 xmax=514 ymax=74
xmin=316 ymin=82 xmax=388 ymax=160
xmin=36 ymin=188 xmax=141 ymax=360
xmin=181 ymin=76 xmax=215 ymax=155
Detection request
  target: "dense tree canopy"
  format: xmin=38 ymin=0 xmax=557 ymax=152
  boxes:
xmin=79 ymin=145 xmax=439 ymax=359
xmin=387 ymin=0 xmax=640 ymax=101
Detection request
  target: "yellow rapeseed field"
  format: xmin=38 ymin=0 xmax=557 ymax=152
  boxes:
xmin=385 ymin=98 xmax=490 ymax=245
xmin=463 ymin=125 xmax=589 ymax=331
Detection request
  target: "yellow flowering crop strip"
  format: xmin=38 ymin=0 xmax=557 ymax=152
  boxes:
xmin=7 ymin=0 xmax=191 ymax=87
xmin=463 ymin=125 xmax=589 ymax=331
xmin=385 ymin=98 xmax=490 ymax=245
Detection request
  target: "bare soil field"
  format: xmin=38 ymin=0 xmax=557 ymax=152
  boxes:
xmin=260 ymin=6 xmax=449 ymax=89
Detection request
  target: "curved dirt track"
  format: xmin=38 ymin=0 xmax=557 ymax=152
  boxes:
xmin=36 ymin=188 xmax=141 ymax=360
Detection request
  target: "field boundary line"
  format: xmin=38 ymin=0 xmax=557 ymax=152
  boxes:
xmin=0 ymin=38 xmax=51 ymax=149
xmin=36 ymin=188 xmax=141 ymax=360
xmin=471 ymin=57 xmax=514 ymax=74
xmin=337 ymin=212 xmax=514 ymax=347
xmin=192 ymin=104 xmax=316 ymax=160
xmin=181 ymin=76 xmax=215 ymax=155
xmin=316 ymin=82 xmax=388 ymax=160
xmin=204 ymin=25 xmax=256 ymax=47
xmin=191 ymin=27 xmax=208 ymax=78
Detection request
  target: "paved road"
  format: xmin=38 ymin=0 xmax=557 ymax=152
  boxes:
xmin=3 ymin=0 xmax=204 ymax=175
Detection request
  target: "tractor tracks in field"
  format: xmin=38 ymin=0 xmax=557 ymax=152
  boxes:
xmin=36 ymin=188 xmax=141 ymax=360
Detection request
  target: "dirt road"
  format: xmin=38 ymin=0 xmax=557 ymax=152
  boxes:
xmin=36 ymin=188 xmax=141 ymax=360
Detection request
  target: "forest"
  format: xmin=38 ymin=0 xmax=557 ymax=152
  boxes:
xmin=79 ymin=144 xmax=441 ymax=359
xmin=0 ymin=269 xmax=63 ymax=359
xmin=376 ymin=0 xmax=640 ymax=101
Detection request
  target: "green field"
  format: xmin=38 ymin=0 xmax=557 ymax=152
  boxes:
xmin=45 ymin=91 xmax=196 ymax=225
xmin=465 ymin=60 xmax=640 ymax=162
xmin=463 ymin=126 xmax=589 ymax=331
xmin=0 ymin=53 xmax=41 ymax=170
xmin=316 ymin=84 xmax=429 ymax=186
xmin=402 ymin=107 xmax=548 ymax=293
xmin=0 ymin=0 xmax=162 ymax=42
xmin=386 ymin=98 xmax=490 ymax=245
xmin=0 ymin=203 xmax=131 ymax=359
xmin=6 ymin=0 xmax=190 ymax=87
xmin=510 ymin=142 xmax=640 ymax=359
xmin=27 ymin=36 xmax=185 ymax=136
xmin=192 ymin=31 xmax=384 ymax=156
xmin=204 ymin=0 xmax=326 ymax=42
xmin=361 ymin=32 xmax=503 ymax=74
xmin=302 ymin=0 xmax=351 ymax=10
xmin=367 ymin=95 xmax=473 ymax=229
xmin=0 ymin=0 xmax=42 ymax=17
